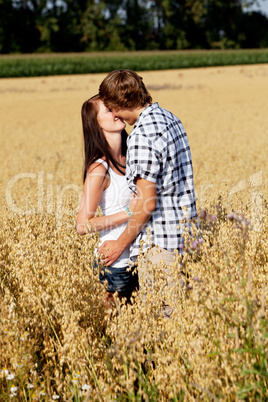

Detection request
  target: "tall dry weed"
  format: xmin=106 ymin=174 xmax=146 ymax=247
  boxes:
xmin=0 ymin=194 xmax=267 ymax=401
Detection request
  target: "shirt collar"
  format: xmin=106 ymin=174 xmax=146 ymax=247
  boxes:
xmin=133 ymin=102 xmax=159 ymax=129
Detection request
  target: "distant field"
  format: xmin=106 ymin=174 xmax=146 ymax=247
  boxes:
xmin=1 ymin=49 xmax=268 ymax=77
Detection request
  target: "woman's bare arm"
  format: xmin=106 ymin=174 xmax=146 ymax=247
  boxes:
xmin=76 ymin=163 xmax=135 ymax=235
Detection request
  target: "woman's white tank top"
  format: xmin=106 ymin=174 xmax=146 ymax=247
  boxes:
xmin=97 ymin=159 xmax=131 ymax=268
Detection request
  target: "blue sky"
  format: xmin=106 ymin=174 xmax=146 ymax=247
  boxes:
xmin=246 ymin=0 xmax=268 ymax=16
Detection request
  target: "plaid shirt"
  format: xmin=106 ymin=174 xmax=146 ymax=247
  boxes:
xmin=126 ymin=102 xmax=198 ymax=260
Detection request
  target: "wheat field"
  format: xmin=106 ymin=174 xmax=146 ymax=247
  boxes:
xmin=0 ymin=65 xmax=267 ymax=400
xmin=1 ymin=65 xmax=268 ymax=212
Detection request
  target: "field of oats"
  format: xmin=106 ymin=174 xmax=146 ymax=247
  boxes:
xmin=0 ymin=65 xmax=268 ymax=401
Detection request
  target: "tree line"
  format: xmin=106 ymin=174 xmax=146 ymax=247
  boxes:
xmin=1 ymin=0 xmax=268 ymax=54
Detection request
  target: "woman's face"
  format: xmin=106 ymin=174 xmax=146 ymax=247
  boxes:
xmin=97 ymin=100 xmax=126 ymax=134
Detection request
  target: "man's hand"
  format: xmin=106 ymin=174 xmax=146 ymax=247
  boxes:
xmin=98 ymin=239 xmax=124 ymax=266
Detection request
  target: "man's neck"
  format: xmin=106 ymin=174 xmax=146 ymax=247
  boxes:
xmin=136 ymin=103 xmax=150 ymax=119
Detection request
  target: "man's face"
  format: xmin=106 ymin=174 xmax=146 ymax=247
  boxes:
xmin=111 ymin=109 xmax=138 ymax=126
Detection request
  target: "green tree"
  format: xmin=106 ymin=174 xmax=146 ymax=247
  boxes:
xmin=80 ymin=0 xmax=123 ymax=51
xmin=122 ymin=0 xmax=152 ymax=50
xmin=0 ymin=0 xmax=41 ymax=53
xmin=0 ymin=0 xmax=266 ymax=53
xmin=144 ymin=0 xmax=263 ymax=49
xmin=240 ymin=10 xmax=268 ymax=48
xmin=143 ymin=0 xmax=208 ymax=49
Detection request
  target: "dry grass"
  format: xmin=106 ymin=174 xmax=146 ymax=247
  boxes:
xmin=0 ymin=65 xmax=267 ymax=400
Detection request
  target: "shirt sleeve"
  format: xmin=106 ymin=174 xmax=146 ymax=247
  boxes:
xmin=126 ymin=133 xmax=162 ymax=189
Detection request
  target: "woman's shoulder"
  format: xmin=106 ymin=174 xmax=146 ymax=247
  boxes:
xmin=88 ymin=158 xmax=109 ymax=174
xmin=85 ymin=159 xmax=110 ymax=190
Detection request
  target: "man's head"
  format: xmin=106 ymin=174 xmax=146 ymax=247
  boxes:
xmin=99 ymin=69 xmax=152 ymax=112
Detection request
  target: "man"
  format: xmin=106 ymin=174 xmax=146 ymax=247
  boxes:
xmin=98 ymin=69 xmax=198 ymax=282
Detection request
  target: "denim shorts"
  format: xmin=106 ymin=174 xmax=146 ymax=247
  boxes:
xmin=98 ymin=264 xmax=138 ymax=295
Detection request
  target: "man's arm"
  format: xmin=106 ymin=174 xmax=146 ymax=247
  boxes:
xmin=98 ymin=178 xmax=157 ymax=266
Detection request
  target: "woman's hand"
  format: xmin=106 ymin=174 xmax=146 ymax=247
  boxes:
xmin=98 ymin=239 xmax=124 ymax=266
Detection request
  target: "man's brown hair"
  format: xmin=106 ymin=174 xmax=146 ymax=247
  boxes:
xmin=99 ymin=69 xmax=152 ymax=110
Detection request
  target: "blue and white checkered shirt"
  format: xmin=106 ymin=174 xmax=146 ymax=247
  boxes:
xmin=126 ymin=103 xmax=198 ymax=260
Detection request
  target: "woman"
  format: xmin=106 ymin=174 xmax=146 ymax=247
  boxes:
xmin=76 ymin=94 xmax=138 ymax=303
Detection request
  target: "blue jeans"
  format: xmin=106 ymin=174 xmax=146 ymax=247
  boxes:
xmin=98 ymin=264 xmax=139 ymax=299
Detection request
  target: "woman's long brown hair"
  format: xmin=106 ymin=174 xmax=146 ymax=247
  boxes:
xmin=81 ymin=94 xmax=127 ymax=183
